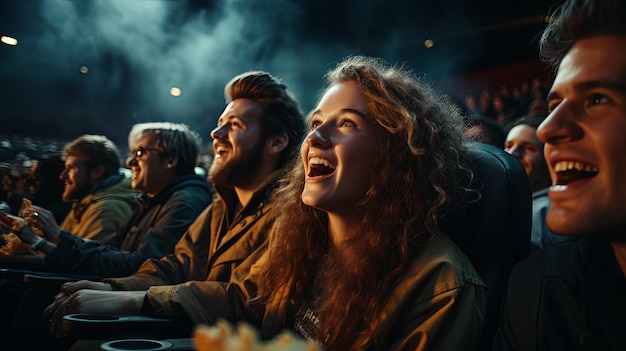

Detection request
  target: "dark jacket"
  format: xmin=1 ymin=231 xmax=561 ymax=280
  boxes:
xmin=44 ymin=174 xmax=212 ymax=277
xmin=494 ymin=237 xmax=626 ymax=351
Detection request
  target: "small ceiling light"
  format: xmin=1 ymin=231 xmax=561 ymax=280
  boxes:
xmin=424 ymin=39 xmax=434 ymax=48
xmin=80 ymin=66 xmax=89 ymax=74
xmin=1 ymin=36 xmax=18 ymax=46
xmin=170 ymin=87 xmax=182 ymax=97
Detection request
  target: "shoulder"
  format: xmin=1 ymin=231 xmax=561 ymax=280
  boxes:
xmin=511 ymin=241 xmax=580 ymax=283
xmin=91 ymin=176 xmax=137 ymax=201
xmin=164 ymin=176 xmax=213 ymax=206
xmin=404 ymin=233 xmax=485 ymax=296
xmin=504 ymin=241 xmax=583 ymax=319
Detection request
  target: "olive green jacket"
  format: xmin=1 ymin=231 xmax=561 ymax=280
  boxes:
xmin=60 ymin=175 xmax=137 ymax=245
xmin=140 ymin=232 xmax=487 ymax=351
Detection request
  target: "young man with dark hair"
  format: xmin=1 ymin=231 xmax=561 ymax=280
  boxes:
xmin=494 ymin=0 xmax=626 ymax=349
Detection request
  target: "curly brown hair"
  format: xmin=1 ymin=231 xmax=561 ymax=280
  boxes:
xmin=257 ymin=56 xmax=470 ymax=350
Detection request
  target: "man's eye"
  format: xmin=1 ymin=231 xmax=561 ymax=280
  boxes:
xmin=589 ymin=94 xmax=608 ymax=105
xmin=547 ymin=100 xmax=560 ymax=112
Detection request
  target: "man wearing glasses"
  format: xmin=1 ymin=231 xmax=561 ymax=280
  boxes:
xmin=16 ymin=122 xmax=213 ymax=277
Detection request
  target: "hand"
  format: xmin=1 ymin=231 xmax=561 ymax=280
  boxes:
xmin=48 ymin=289 xmax=145 ymax=337
xmin=44 ymin=280 xmax=114 ymax=317
xmin=23 ymin=206 xmax=61 ymax=241
xmin=15 ymin=224 xmax=38 ymax=245
xmin=46 ymin=290 xmax=71 ymax=337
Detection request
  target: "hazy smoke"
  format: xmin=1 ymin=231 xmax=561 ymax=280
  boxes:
xmin=1 ymin=0 xmax=548 ymax=145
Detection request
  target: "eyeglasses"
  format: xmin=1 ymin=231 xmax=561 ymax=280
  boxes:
xmin=128 ymin=146 xmax=162 ymax=161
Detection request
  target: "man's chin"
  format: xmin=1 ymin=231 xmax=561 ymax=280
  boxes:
xmin=62 ymin=192 xmax=79 ymax=202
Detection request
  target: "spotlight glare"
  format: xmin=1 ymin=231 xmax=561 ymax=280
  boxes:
xmin=170 ymin=87 xmax=182 ymax=97
xmin=1 ymin=36 xmax=18 ymax=46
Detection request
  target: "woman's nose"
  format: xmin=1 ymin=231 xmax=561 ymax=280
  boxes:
xmin=306 ymin=129 xmax=330 ymax=148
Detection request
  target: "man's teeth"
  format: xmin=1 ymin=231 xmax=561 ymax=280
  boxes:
xmin=554 ymin=161 xmax=598 ymax=173
xmin=309 ymin=157 xmax=336 ymax=169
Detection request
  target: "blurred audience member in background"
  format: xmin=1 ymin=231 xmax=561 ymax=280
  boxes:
xmin=1 ymin=173 xmax=28 ymax=216
xmin=504 ymin=115 xmax=551 ymax=193
xmin=504 ymin=115 xmax=575 ymax=253
xmin=26 ymin=154 xmax=71 ymax=224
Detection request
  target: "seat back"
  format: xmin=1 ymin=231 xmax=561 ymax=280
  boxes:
xmin=445 ymin=142 xmax=531 ymax=349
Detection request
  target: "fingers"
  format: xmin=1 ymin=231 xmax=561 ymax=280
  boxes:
xmin=49 ymin=294 xmax=74 ymax=338
xmin=44 ymin=291 xmax=70 ymax=317
xmin=63 ymin=280 xmax=113 ymax=293
xmin=61 ymin=280 xmax=91 ymax=294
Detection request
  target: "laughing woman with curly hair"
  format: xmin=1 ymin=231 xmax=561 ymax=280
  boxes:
xmin=250 ymin=55 xmax=486 ymax=350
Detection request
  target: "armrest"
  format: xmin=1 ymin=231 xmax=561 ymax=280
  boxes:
xmin=0 ymin=253 xmax=46 ymax=270
xmin=0 ymin=268 xmax=34 ymax=281
xmin=22 ymin=272 xmax=102 ymax=289
xmin=61 ymin=314 xmax=193 ymax=340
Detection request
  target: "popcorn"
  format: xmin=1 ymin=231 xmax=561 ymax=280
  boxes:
xmin=0 ymin=198 xmax=44 ymax=255
xmin=194 ymin=320 xmax=323 ymax=351
xmin=0 ymin=233 xmax=32 ymax=256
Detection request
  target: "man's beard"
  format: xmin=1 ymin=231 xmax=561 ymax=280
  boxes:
xmin=62 ymin=185 xmax=88 ymax=202
xmin=208 ymin=141 xmax=264 ymax=188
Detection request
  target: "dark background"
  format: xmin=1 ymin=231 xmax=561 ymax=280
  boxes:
xmin=0 ymin=0 xmax=563 ymax=147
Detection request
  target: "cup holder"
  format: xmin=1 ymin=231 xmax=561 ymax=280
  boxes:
xmin=66 ymin=314 xmax=122 ymax=321
xmin=100 ymin=339 xmax=173 ymax=351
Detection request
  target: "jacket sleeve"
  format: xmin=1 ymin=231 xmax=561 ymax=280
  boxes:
xmin=141 ymin=247 xmax=268 ymax=325
xmin=143 ymin=270 xmax=260 ymax=326
xmin=104 ymin=207 xmax=213 ymax=290
xmin=45 ymin=191 xmax=207 ymax=277
xmin=387 ymin=283 xmax=487 ymax=351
